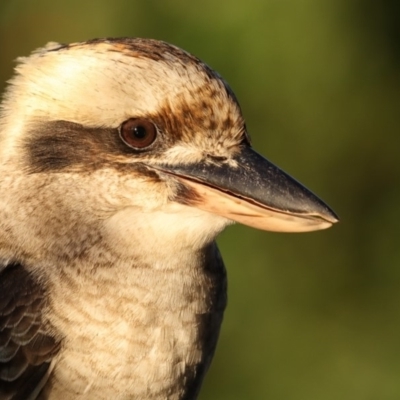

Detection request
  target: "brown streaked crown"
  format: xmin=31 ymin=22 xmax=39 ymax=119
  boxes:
xmin=1 ymin=38 xmax=248 ymax=176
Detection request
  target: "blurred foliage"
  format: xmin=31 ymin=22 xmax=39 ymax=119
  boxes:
xmin=1 ymin=1 xmax=400 ymax=399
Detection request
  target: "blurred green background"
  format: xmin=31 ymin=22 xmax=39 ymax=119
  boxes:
xmin=1 ymin=1 xmax=399 ymax=399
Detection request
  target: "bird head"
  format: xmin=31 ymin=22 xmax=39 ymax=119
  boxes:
xmin=0 ymin=38 xmax=337 ymax=259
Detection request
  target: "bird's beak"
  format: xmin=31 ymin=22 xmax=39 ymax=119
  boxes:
xmin=152 ymin=146 xmax=338 ymax=232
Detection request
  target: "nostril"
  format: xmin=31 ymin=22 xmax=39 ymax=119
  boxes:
xmin=207 ymin=155 xmax=228 ymax=162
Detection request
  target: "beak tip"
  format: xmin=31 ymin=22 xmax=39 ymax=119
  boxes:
xmin=317 ymin=202 xmax=340 ymax=225
xmin=326 ymin=211 xmax=340 ymax=225
xmin=293 ymin=192 xmax=339 ymax=230
xmin=329 ymin=213 xmax=340 ymax=224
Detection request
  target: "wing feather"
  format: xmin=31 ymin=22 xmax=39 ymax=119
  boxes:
xmin=0 ymin=262 xmax=60 ymax=400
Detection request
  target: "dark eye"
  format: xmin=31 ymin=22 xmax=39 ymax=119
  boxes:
xmin=119 ymin=118 xmax=157 ymax=149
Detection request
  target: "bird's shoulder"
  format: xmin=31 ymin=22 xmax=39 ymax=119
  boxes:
xmin=0 ymin=260 xmax=60 ymax=400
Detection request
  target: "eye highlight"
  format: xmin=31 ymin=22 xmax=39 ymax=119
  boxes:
xmin=119 ymin=118 xmax=157 ymax=150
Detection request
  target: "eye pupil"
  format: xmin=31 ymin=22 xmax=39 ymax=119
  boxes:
xmin=119 ymin=118 xmax=157 ymax=150
xmin=133 ymin=125 xmax=147 ymax=139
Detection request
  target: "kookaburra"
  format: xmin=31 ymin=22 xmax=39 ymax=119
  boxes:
xmin=0 ymin=38 xmax=338 ymax=399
